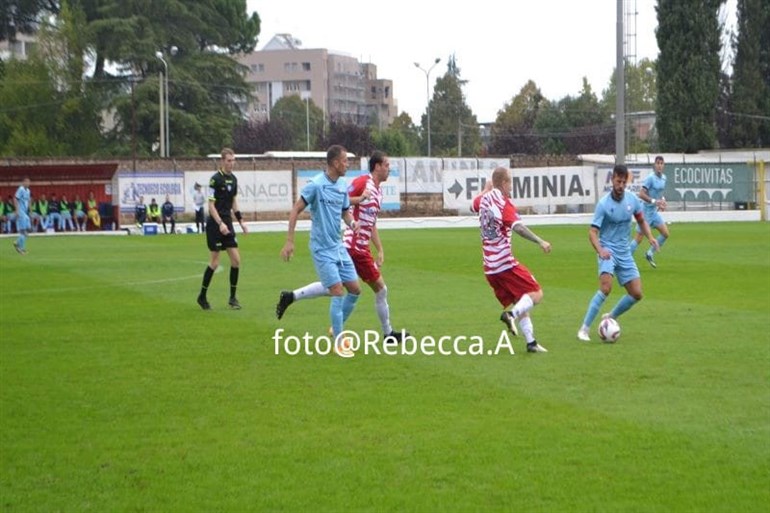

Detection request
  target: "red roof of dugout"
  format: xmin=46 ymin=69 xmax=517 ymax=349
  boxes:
xmin=0 ymin=163 xmax=118 ymax=183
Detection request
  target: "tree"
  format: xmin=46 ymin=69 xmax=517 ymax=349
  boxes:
xmin=726 ymin=0 xmax=770 ymax=148
xmin=389 ymin=112 xmax=421 ymax=155
xmin=0 ymin=0 xmax=59 ymax=41
xmin=656 ymin=0 xmax=724 ymax=152
xmin=371 ymin=126 xmax=410 ymax=156
xmin=321 ymin=121 xmax=373 ymax=157
xmin=0 ymin=1 xmax=101 ymax=156
xmin=488 ymin=80 xmax=546 ymax=155
xmin=423 ymin=55 xmax=480 ymax=156
xmin=0 ymin=58 xmax=63 ymax=155
xmin=602 ymin=57 xmax=658 ymax=115
xmin=270 ymin=95 xmax=324 ymax=151
xmin=540 ymin=78 xmax=614 ymax=155
xmin=2 ymin=0 xmax=260 ymax=157
xmin=602 ymin=58 xmax=658 ymax=153
xmin=232 ymin=119 xmax=292 ymax=153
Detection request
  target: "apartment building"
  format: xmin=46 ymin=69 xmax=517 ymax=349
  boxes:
xmin=237 ymin=34 xmax=398 ymax=127
xmin=0 ymin=32 xmax=37 ymax=61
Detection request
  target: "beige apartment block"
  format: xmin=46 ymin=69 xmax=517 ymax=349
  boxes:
xmin=0 ymin=32 xmax=38 ymax=61
xmin=237 ymin=34 xmax=397 ymax=128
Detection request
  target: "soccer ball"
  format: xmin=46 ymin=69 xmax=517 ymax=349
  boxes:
xmin=598 ymin=317 xmax=621 ymax=343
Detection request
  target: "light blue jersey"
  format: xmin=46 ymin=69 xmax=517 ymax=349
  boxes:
xmin=592 ymin=190 xmax=643 ymax=256
xmin=14 ymin=185 xmax=31 ymax=235
xmin=641 ymin=172 xmax=667 ymax=218
xmin=301 ymin=172 xmax=350 ymax=252
xmin=300 ymin=172 xmax=356 ymax=289
xmin=15 ymin=185 xmax=30 ymax=215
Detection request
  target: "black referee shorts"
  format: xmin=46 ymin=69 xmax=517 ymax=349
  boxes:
xmin=206 ymin=218 xmax=238 ymax=252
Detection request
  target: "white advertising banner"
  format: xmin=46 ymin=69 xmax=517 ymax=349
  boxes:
xmin=357 ymin=157 xmax=508 ymax=194
xmin=184 ymin=170 xmax=293 ymax=213
xmin=118 ymin=172 xmax=185 ymax=213
xmin=395 ymin=158 xmax=442 ymax=194
xmin=597 ymin=166 xmax=652 ymax=195
xmin=443 ymin=166 xmax=597 ymax=210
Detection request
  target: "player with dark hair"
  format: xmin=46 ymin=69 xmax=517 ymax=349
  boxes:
xmin=197 ymin=148 xmax=248 ymax=310
xmin=630 ymin=155 xmax=669 ymax=268
xmin=577 ymin=164 xmax=658 ymax=341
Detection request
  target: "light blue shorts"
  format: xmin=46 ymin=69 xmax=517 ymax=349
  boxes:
xmin=598 ymin=251 xmax=640 ymax=286
xmin=16 ymin=213 xmax=31 ymax=232
xmin=312 ymin=245 xmax=358 ymax=288
xmin=636 ymin=210 xmax=665 ymax=231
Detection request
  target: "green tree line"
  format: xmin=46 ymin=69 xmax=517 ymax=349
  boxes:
xmin=1 ymin=0 xmax=767 ymax=158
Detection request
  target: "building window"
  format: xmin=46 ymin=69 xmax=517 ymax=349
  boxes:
xmin=302 ymin=62 xmax=311 ymax=71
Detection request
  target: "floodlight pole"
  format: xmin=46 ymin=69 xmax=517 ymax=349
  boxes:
xmin=414 ymin=58 xmax=441 ymax=157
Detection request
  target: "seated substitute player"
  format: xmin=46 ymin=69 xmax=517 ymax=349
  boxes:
xmin=276 ymin=150 xmax=409 ymax=342
xmin=161 ymin=194 xmax=176 ymax=234
xmin=196 ymin=148 xmax=248 ymax=310
xmin=630 ymin=155 xmax=669 ymax=268
xmin=576 ymin=164 xmax=658 ymax=341
xmin=147 ymin=198 xmax=161 ymax=224
xmin=471 ymin=167 xmax=550 ymax=353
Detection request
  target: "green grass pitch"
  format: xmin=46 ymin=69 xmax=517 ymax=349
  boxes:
xmin=1 ymin=222 xmax=769 ymax=512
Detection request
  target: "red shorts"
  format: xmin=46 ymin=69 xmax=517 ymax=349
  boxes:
xmin=348 ymin=247 xmax=380 ymax=283
xmin=485 ymin=264 xmax=541 ymax=307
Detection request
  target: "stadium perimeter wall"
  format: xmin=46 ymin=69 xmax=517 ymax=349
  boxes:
xmin=2 ymin=152 xmax=767 ymax=227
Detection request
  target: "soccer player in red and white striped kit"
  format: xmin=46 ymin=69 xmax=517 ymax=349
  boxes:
xmin=276 ymin=150 xmax=408 ymax=342
xmin=471 ymin=167 xmax=551 ymax=353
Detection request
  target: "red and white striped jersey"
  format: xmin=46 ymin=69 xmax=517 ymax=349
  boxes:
xmin=471 ymin=188 xmax=521 ymax=274
xmin=343 ymin=174 xmax=381 ymax=251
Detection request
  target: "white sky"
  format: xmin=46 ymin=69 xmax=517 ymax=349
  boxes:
xmin=247 ymin=0 xmax=737 ymax=123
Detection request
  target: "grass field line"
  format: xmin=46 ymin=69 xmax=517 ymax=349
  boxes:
xmin=1 ymin=270 xmax=220 ymax=296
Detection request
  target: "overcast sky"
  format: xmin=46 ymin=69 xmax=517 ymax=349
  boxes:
xmin=246 ymin=0 xmax=737 ymax=123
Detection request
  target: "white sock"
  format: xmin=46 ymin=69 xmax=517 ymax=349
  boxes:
xmin=518 ymin=316 xmax=535 ymax=343
xmin=293 ymin=282 xmax=329 ymax=301
xmin=511 ymin=294 xmax=534 ymax=319
xmin=375 ymin=286 xmax=392 ymax=334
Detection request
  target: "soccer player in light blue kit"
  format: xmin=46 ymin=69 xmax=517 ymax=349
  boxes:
xmin=13 ymin=177 xmax=31 ymax=255
xmin=630 ymin=155 xmax=669 ymax=268
xmin=280 ymin=145 xmax=361 ymax=342
xmin=577 ymin=165 xmax=659 ymax=342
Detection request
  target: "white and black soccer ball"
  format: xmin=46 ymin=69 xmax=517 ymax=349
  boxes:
xmin=598 ymin=317 xmax=621 ymax=343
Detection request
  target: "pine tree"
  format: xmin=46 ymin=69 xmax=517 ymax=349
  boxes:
xmin=656 ymin=0 xmax=724 ymax=152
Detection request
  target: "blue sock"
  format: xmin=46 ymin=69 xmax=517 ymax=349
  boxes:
xmin=330 ymin=296 xmax=344 ymax=337
xmin=18 ymin=234 xmax=26 ymax=250
xmin=341 ymin=292 xmax=360 ymax=322
xmin=610 ymin=294 xmax=637 ymax=318
xmin=647 ymin=235 xmax=667 ymax=256
xmin=629 ymin=239 xmax=639 ymax=253
xmin=582 ymin=291 xmax=607 ymax=328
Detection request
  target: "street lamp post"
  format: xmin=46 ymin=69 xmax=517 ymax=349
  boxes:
xmin=301 ymin=92 xmax=311 ymax=151
xmin=155 ymin=51 xmax=168 ymax=158
xmin=414 ymin=58 xmax=441 ymax=157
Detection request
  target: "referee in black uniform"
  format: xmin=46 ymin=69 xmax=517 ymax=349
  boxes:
xmin=197 ymin=147 xmax=249 ymax=310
